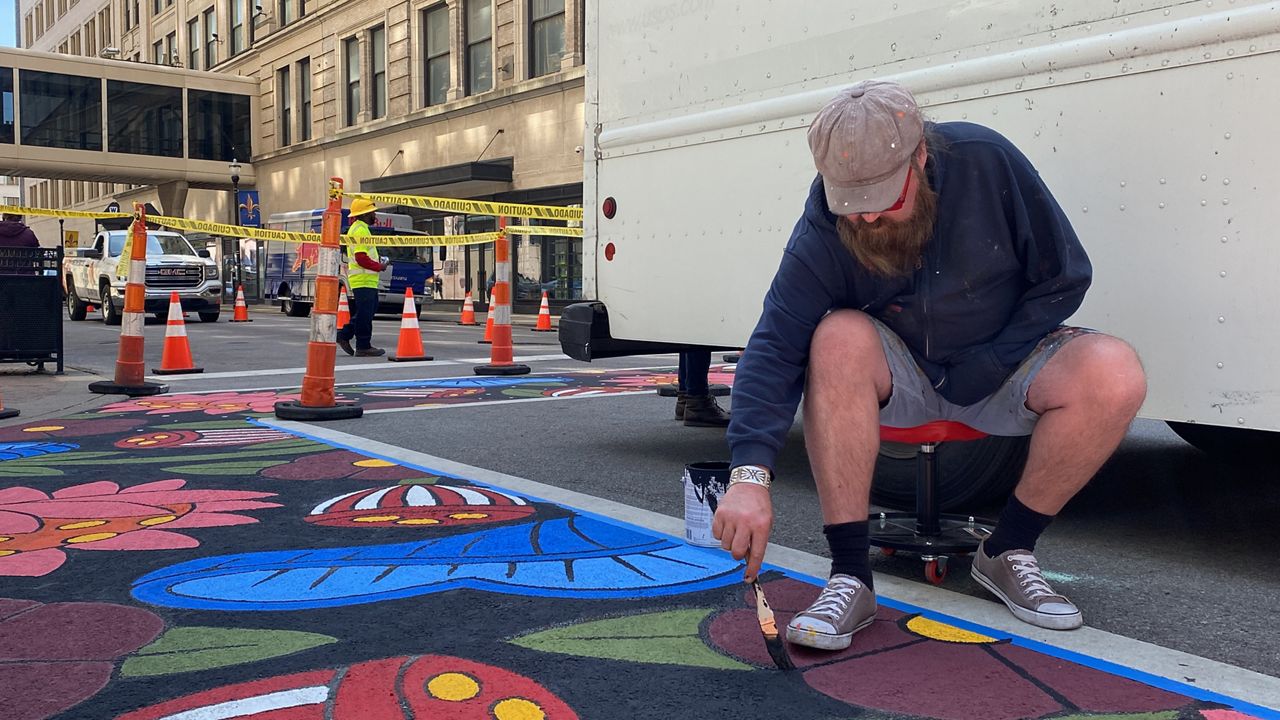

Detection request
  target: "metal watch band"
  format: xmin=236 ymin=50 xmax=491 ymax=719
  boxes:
xmin=729 ymin=465 xmax=772 ymax=489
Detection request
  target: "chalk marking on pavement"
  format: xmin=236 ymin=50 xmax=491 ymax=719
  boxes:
xmin=149 ymin=353 xmax=577 ymax=382
xmin=363 ymin=389 xmax=656 ymax=414
xmin=257 ymin=419 xmax=1280 ymax=716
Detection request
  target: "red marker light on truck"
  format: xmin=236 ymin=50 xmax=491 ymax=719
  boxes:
xmin=604 ymin=243 xmax=616 ymax=261
xmin=602 ymin=197 xmax=617 ymax=219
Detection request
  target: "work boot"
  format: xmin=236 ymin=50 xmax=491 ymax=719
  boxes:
xmin=682 ymin=394 xmax=730 ymax=427
xmin=675 ymin=391 xmax=686 ymax=421
xmin=355 ymin=347 xmax=386 ymax=357
xmin=786 ymin=574 xmax=877 ymax=651
xmin=336 ymin=337 xmax=354 ymax=356
xmin=970 ymin=540 xmax=1083 ymax=630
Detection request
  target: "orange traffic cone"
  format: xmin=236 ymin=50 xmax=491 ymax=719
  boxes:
xmin=389 ymin=288 xmax=432 ymax=362
xmin=337 ymin=286 xmax=352 ymax=330
xmin=152 ymin=292 xmax=204 ymax=375
xmin=478 ymin=301 xmax=495 ymax=344
xmin=230 ymin=285 xmax=252 ymax=322
xmin=457 ymin=291 xmax=477 ymax=325
xmin=0 ymin=386 xmax=18 ymax=420
xmin=532 ymin=291 xmax=554 ymax=332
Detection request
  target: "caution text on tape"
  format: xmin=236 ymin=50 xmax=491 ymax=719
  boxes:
xmin=347 ymin=193 xmax=584 ymax=221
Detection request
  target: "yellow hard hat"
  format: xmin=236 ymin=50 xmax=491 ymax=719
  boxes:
xmin=349 ymin=197 xmax=378 ymax=218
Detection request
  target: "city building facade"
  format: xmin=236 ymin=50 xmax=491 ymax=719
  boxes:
xmin=14 ymin=0 xmax=586 ymax=306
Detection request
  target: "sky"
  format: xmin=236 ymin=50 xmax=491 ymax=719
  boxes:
xmin=2 ymin=5 xmax=15 ymax=47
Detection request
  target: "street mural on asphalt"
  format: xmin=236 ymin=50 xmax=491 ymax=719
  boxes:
xmin=0 ymin=365 xmax=1271 ymax=719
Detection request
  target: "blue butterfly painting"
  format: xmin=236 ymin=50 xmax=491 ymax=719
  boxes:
xmin=132 ymin=516 xmax=742 ymax=611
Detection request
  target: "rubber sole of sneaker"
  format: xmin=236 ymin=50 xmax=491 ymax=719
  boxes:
xmin=785 ymin=613 xmax=876 ymax=651
xmin=970 ymin=566 xmax=1083 ymax=631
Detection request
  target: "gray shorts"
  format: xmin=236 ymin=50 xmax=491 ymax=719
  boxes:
xmin=874 ymin=319 xmax=1095 ymax=437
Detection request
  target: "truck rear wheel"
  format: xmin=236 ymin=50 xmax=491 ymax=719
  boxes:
xmin=870 ymin=435 xmax=1029 ymax=512
xmin=66 ymin=280 xmax=87 ymax=321
xmin=282 ymin=293 xmax=311 ymax=317
xmin=100 ymin=285 xmax=122 ymax=326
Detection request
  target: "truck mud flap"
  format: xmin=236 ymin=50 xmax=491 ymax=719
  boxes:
xmin=558 ymin=302 xmax=728 ymax=361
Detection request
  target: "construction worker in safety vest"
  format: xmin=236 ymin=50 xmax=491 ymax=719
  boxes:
xmin=336 ymin=197 xmax=388 ymax=357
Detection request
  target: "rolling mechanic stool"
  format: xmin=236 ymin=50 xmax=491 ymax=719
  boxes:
xmin=870 ymin=421 xmax=999 ymax=584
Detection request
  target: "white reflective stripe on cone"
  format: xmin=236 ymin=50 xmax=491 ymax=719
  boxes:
xmin=122 ymin=311 xmax=144 ymax=337
xmin=166 ymin=321 xmax=187 ymax=337
xmin=318 ymin=246 xmax=341 ymax=277
xmin=311 ymin=312 xmax=337 ymax=343
xmin=496 ymin=264 xmax=511 ymax=282
xmin=495 ymin=304 xmax=511 ymax=325
xmin=167 ymin=302 xmax=185 ymax=322
xmin=128 ymin=260 xmax=146 ymax=284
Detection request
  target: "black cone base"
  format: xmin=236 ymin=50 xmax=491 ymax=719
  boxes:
xmin=152 ymin=366 xmax=204 ymax=375
xmin=388 ymin=355 xmax=433 ymax=362
xmin=89 ymin=380 xmax=169 ymax=396
xmin=274 ymin=400 xmax=364 ymax=421
xmin=474 ymin=363 xmax=531 ymax=376
xmin=0 ymin=408 xmax=19 ymax=419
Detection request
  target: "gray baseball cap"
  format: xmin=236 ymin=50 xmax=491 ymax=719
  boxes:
xmin=808 ymin=80 xmax=924 ymax=214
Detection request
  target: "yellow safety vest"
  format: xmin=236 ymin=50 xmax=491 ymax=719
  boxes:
xmin=346 ymin=220 xmax=380 ymax=290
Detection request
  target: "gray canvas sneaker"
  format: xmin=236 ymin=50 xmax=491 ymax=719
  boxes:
xmin=785 ymin=574 xmax=878 ymax=651
xmin=971 ymin=541 xmax=1083 ymax=630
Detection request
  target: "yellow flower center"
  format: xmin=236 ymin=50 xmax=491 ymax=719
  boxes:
xmin=395 ymin=518 xmax=441 ymax=525
xmin=426 ymin=672 xmax=480 ymax=701
xmin=905 ymin=616 xmax=996 ymax=644
xmin=23 ymin=425 xmax=64 ymax=432
xmin=352 ymin=515 xmax=400 ymax=523
xmin=493 ymin=698 xmax=546 ymax=720
xmin=57 ymin=520 xmax=108 ymax=530
xmin=140 ymin=515 xmax=178 ymax=526
xmin=0 ymin=550 xmax=15 ymax=557
xmin=448 ymin=513 xmax=489 ymax=520
xmin=353 ymin=459 xmax=396 ymax=468
xmin=65 ymin=532 xmax=119 ymax=544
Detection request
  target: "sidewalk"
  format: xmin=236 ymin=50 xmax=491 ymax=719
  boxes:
xmin=0 ymin=366 xmax=112 ymax=426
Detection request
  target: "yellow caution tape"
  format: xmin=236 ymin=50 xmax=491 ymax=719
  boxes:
xmin=505 ymin=225 xmax=584 ymax=237
xmin=0 ymin=204 xmax=130 ymax=220
xmin=347 ymin=192 xmax=584 ymax=221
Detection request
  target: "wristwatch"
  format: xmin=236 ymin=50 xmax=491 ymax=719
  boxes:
xmin=729 ymin=465 xmax=772 ymax=490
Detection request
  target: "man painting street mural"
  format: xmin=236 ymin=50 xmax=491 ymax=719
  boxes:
xmin=714 ymin=80 xmax=1148 ymax=650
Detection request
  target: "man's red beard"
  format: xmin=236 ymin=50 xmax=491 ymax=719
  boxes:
xmin=836 ymin=166 xmax=938 ymax=278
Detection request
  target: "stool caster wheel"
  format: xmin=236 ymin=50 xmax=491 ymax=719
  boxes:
xmin=924 ymin=557 xmax=948 ymax=585
xmin=880 ymin=547 xmax=896 ymax=557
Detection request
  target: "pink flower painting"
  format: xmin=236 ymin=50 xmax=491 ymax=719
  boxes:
xmin=99 ymin=391 xmax=303 ymax=417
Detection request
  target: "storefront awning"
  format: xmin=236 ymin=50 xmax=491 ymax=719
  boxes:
xmin=360 ymin=158 xmax=513 ymax=200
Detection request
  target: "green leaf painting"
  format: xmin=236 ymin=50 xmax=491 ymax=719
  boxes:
xmin=120 ymin=627 xmax=338 ymax=677
xmin=511 ymin=610 xmax=751 ymax=671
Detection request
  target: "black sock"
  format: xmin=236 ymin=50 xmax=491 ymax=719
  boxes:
xmin=983 ymin=494 xmax=1055 ymax=558
xmin=824 ymin=521 xmax=873 ymax=590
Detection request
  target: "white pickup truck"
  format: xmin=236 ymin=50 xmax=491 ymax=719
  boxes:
xmin=64 ymin=229 xmax=223 ymax=324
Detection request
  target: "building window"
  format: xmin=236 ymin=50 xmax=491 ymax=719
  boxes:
xmin=25 ymin=16 xmax=33 ymax=45
xmin=276 ymin=65 xmax=291 ymax=146
xmin=152 ymin=39 xmax=164 ymax=64
xmin=278 ymin=0 xmax=293 ymax=26
xmin=187 ymin=18 xmax=200 ymax=69
xmin=529 ymin=0 xmax=564 ymax=78
xmin=0 ymin=68 xmax=13 ymax=145
xmin=19 ymin=70 xmax=103 ymax=151
xmin=188 ymin=90 xmax=251 ymax=160
xmin=465 ymin=0 xmax=492 ymax=95
xmin=229 ymin=0 xmax=244 ymax=55
xmin=343 ymin=36 xmax=360 ymax=126
xmin=85 ymin=19 xmax=97 ymax=56
xmin=108 ymin=80 xmax=183 ymax=157
xmin=297 ymin=57 xmax=311 ymax=141
xmin=133 ymin=0 xmax=139 ymax=27
xmin=203 ymin=7 xmax=217 ymax=68
xmin=370 ymin=25 xmax=386 ymax=120
xmin=100 ymin=8 xmax=112 ymax=48
xmin=422 ymin=4 xmax=448 ymax=106
xmin=70 ymin=35 xmax=80 ymax=55
xmin=152 ymin=0 xmax=160 ymax=15
xmin=124 ymin=0 xmax=131 ymax=30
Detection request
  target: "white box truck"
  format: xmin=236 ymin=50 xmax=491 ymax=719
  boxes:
xmin=560 ymin=1 xmax=1280 ymax=506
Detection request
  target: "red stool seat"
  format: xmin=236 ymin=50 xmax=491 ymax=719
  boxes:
xmin=880 ymin=420 xmax=988 ymax=445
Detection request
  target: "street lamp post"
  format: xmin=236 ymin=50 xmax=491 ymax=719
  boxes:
xmin=229 ymin=159 xmax=242 ymax=294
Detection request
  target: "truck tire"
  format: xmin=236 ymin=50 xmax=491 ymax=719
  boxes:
xmin=869 ymin=435 xmax=1029 ymax=512
xmin=199 ymin=311 xmax=220 ymax=323
xmin=282 ymin=294 xmax=311 ymax=317
xmin=100 ymin=284 xmax=122 ymax=326
xmin=66 ymin=280 xmax=87 ymax=321
xmin=1166 ymin=422 xmax=1278 ymax=463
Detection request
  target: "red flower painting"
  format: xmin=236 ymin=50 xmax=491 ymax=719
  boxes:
xmin=0 ymin=598 xmax=164 ymax=720
xmin=0 ymin=418 xmax=144 ymax=443
xmin=99 ymin=391 xmax=303 ymax=417
xmin=0 ymin=479 xmax=280 ymax=577
xmin=259 ymin=450 xmax=436 ymax=482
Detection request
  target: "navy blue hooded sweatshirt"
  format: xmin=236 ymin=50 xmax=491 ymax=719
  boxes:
xmin=726 ymin=121 xmax=1092 ymax=472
